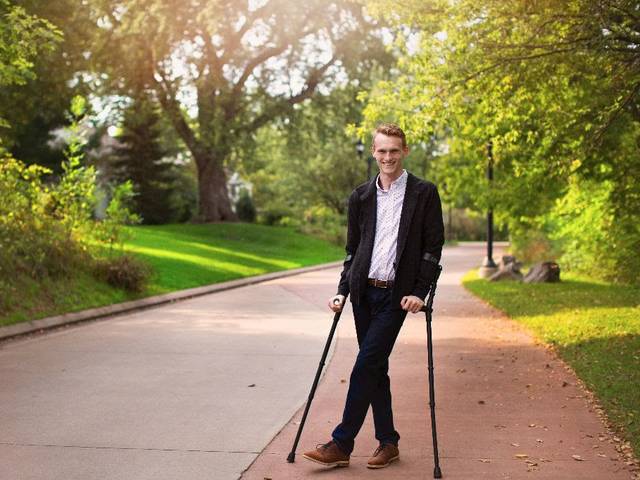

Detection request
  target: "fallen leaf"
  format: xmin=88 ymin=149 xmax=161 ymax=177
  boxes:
xmin=478 ymin=458 xmax=491 ymax=463
xmin=515 ymin=454 xmax=529 ymax=459
xmin=478 ymin=400 xmax=485 ymax=405
xmin=510 ymin=443 xmax=520 ymax=447
xmin=536 ymin=439 xmax=543 ymax=443
xmin=529 ymin=423 xmax=536 ymax=427
xmin=248 ymin=384 xmax=256 ymax=387
xmin=572 ymin=455 xmax=583 ymax=461
xmin=340 ymin=379 xmax=346 ymax=383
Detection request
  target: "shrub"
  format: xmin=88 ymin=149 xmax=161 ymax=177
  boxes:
xmin=92 ymin=180 xmax=141 ymax=253
xmin=509 ymin=227 xmax=558 ymax=265
xmin=93 ymin=254 xmax=151 ymax=293
xmin=299 ymin=205 xmax=346 ymax=246
xmin=0 ymin=156 xmax=90 ymax=280
xmin=0 ymin=96 xmax=152 ymax=305
xmin=547 ymin=178 xmax=640 ymax=284
xmin=235 ymin=188 xmax=256 ymax=223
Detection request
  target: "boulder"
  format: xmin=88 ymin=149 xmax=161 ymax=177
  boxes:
xmin=524 ymin=262 xmax=561 ymax=283
xmin=499 ymin=255 xmax=517 ymax=268
xmin=489 ymin=258 xmax=524 ymax=282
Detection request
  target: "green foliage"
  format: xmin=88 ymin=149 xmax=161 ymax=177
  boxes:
xmin=299 ymin=204 xmax=347 ymax=246
xmin=89 ymin=0 xmax=389 ymax=221
xmin=1 ymin=222 xmax=344 ymax=326
xmin=235 ymin=188 xmax=256 ymax=223
xmin=546 ymin=178 xmax=640 ymax=284
xmin=46 ymin=96 xmax=97 ymax=236
xmin=464 ymin=270 xmax=640 ymax=457
xmin=245 ymin=84 xmax=382 ymax=240
xmin=0 ymin=96 xmax=149 ymax=315
xmin=0 ymin=1 xmax=61 ymax=88
xmin=361 ymin=0 xmax=640 ymax=283
xmin=93 ymin=181 xmax=141 ymax=253
xmin=0 ymin=0 xmax=62 ymax=133
xmin=0 ymin=97 xmax=97 ymax=288
xmin=108 ymin=95 xmax=194 ymax=224
xmin=1 ymin=0 xmax=95 ymax=170
xmin=0 ymin=157 xmax=85 ymax=285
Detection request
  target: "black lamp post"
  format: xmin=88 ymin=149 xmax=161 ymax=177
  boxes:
xmin=356 ymin=139 xmax=372 ymax=180
xmin=479 ymin=140 xmax=498 ymax=277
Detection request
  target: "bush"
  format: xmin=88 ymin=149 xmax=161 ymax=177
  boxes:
xmin=547 ymin=178 xmax=640 ymax=284
xmin=0 ymin=96 xmax=152 ymax=305
xmin=0 ymin=156 xmax=91 ymax=280
xmin=509 ymin=227 xmax=558 ymax=265
xmin=235 ymin=188 xmax=256 ymax=223
xmin=299 ymin=205 xmax=346 ymax=246
xmin=93 ymin=254 xmax=151 ymax=293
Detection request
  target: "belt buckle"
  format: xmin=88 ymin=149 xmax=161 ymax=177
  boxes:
xmin=376 ymin=279 xmax=385 ymax=288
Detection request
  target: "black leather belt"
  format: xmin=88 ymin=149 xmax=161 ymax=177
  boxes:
xmin=367 ymin=278 xmax=394 ymax=288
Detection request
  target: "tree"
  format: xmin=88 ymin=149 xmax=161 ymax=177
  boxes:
xmin=360 ymin=0 xmax=640 ymax=282
xmin=90 ymin=0 xmax=387 ymax=221
xmin=108 ymin=94 xmax=181 ymax=224
xmin=0 ymin=0 xmax=62 ymax=141
xmin=0 ymin=1 xmax=96 ymax=170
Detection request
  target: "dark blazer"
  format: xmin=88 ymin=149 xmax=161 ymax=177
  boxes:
xmin=337 ymin=172 xmax=445 ymax=306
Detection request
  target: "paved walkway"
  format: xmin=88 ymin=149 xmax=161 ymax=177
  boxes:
xmin=242 ymin=243 xmax=635 ymax=480
xmin=0 ymin=269 xmax=343 ymax=479
xmin=0 ymin=244 xmax=634 ymax=479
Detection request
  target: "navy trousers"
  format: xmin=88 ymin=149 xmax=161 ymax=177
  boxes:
xmin=331 ymin=285 xmax=408 ymax=454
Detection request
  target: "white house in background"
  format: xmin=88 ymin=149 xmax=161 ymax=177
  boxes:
xmin=226 ymin=171 xmax=252 ymax=211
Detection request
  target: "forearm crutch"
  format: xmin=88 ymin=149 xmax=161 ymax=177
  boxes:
xmin=287 ymin=295 xmax=348 ymax=463
xmin=421 ymin=265 xmax=443 ymax=478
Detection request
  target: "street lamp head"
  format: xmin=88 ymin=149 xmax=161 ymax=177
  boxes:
xmin=356 ymin=139 xmax=365 ymax=157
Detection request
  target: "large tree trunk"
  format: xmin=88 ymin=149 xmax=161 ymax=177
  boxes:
xmin=194 ymin=154 xmax=237 ymax=222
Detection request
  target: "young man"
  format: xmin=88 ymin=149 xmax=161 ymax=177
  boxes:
xmin=302 ymin=123 xmax=444 ymax=469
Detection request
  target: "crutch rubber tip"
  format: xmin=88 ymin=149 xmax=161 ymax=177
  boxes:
xmin=286 ymin=452 xmax=296 ymax=463
xmin=434 ymin=465 xmax=443 ymax=478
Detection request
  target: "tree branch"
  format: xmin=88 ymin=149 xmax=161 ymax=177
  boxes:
xmin=242 ymin=54 xmax=338 ymax=133
xmin=592 ymin=80 xmax=640 ymax=145
xmin=150 ymin=64 xmax=201 ymax=158
xmin=221 ymin=1 xmax=277 ymax=63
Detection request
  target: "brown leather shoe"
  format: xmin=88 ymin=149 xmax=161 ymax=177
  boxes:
xmin=302 ymin=440 xmax=350 ymax=467
xmin=367 ymin=443 xmax=400 ymax=469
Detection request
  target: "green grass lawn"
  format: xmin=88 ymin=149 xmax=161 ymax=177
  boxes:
xmin=463 ymin=270 xmax=640 ymax=457
xmin=121 ymin=223 xmax=343 ymax=294
xmin=1 ymin=223 xmax=343 ymax=327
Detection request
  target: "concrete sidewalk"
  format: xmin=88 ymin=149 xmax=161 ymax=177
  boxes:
xmin=0 ymin=268 xmax=345 ymax=479
xmin=242 ymin=243 xmax=635 ymax=479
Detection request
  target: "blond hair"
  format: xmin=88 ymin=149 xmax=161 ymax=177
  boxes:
xmin=373 ymin=123 xmax=407 ymax=148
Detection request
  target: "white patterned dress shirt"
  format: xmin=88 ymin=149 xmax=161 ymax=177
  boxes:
xmin=368 ymin=170 xmax=408 ymax=282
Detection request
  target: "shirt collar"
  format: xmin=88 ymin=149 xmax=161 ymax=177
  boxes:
xmin=376 ymin=169 xmax=408 ymax=192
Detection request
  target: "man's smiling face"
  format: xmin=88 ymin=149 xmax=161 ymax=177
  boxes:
xmin=372 ymin=133 xmax=409 ymax=179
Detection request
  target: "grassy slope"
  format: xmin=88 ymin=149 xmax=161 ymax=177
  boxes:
xmin=463 ymin=270 xmax=640 ymax=456
xmin=1 ymin=223 xmax=343 ymax=327
xmin=122 ymin=223 xmax=343 ymax=294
